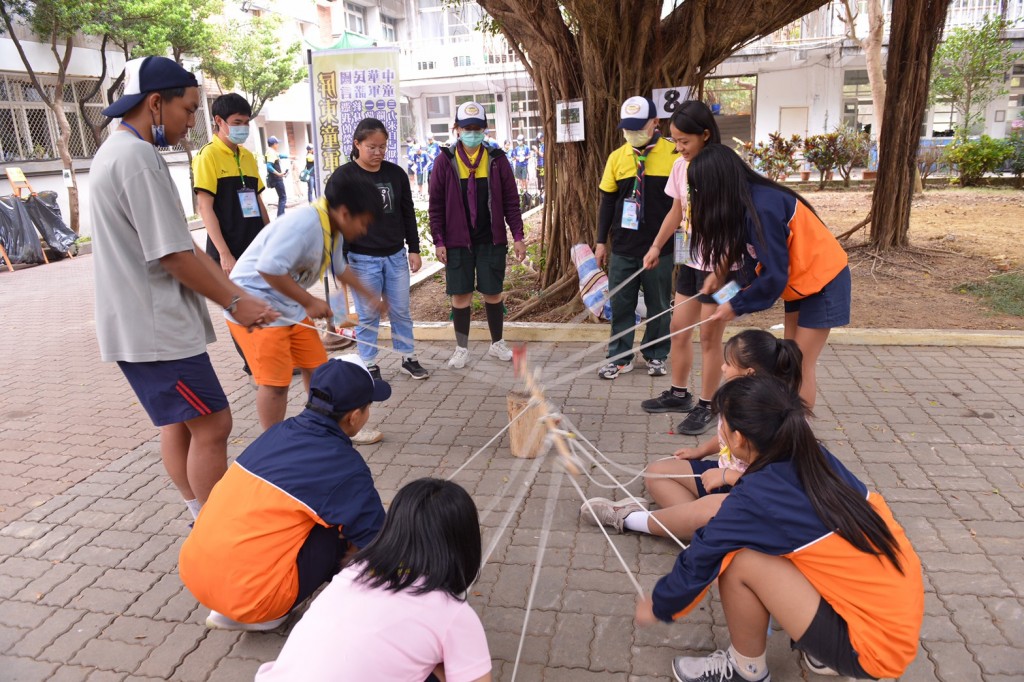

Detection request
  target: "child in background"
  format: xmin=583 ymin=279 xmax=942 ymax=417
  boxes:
xmin=636 ymin=376 xmax=923 ymax=681
xmin=582 ymin=330 xmax=802 ymax=539
xmin=256 ymin=478 xmax=492 ymax=682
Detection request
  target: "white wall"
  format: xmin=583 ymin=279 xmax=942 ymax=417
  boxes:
xmin=752 ymin=61 xmax=843 ymax=143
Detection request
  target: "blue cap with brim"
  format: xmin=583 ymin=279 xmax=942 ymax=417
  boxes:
xmin=617 ymin=96 xmax=658 ymax=130
xmin=305 ymin=355 xmax=392 ymax=419
xmin=102 ymin=56 xmax=199 ymax=118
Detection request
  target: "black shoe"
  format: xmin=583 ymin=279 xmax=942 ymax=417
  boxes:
xmin=641 ymin=389 xmax=694 ymax=414
xmin=676 ymin=404 xmax=714 ymax=435
xmin=367 ymin=364 xmax=383 ymax=381
xmin=401 ymin=358 xmax=429 ymax=380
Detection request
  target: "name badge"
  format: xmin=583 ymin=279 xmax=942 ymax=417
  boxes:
xmin=621 ymin=199 xmax=639 ymax=230
xmin=238 ymin=189 xmax=260 ymax=218
xmin=712 ymin=280 xmax=741 ymax=305
xmin=674 ymin=229 xmax=687 ymax=264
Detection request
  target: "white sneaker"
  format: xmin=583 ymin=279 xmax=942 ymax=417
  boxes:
xmin=351 ymin=427 xmax=383 ymax=445
xmin=448 ymin=346 xmax=469 ymax=369
xmin=205 ymin=610 xmax=288 ymax=632
xmin=488 ymin=339 xmax=513 ymax=362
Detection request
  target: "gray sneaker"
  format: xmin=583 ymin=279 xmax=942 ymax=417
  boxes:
xmin=579 ymin=497 xmax=645 ymax=533
xmin=673 ymin=650 xmax=770 ymax=682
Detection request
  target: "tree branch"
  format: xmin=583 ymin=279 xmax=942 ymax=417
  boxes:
xmin=1 ymin=2 xmax=54 ymax=107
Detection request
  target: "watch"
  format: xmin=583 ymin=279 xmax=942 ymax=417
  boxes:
xmin=226 ymin=295 xmax=241 ymax=315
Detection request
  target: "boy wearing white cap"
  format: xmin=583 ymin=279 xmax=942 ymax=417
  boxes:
xmin=90 ymin=56 xmax=277 ymax=518
xmin=266 ymin=135 xmax=288 ymax=216
xmin=595 ymin=96 xmax=676 ymax=380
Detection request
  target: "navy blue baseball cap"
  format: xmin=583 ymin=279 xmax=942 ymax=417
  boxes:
xmin=618 ymin=96 xmax=658 ymax=130
xmin=102 ymin=56 xmax=199 ymax=118
xmin=306 ymin=355 xmax=391 ymax=418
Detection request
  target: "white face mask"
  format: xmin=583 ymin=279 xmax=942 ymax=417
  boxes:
xmin=623 ymin=129 xmax=652 ymax=148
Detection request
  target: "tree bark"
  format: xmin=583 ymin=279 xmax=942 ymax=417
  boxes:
xmin=476 ymin=0 xmax=831 ymax=288
xmin=863 ymin=0 xmax=886 ymax=146
xmin=869 ymin=0 xmax=950 ymax=250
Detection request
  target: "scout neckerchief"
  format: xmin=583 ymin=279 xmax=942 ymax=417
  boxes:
xmin=313 ymin=197 xmax=334 ymax=281
xmin=630 ymin=133 xmax=661 ymax=217
xmin=456 ymin=142 xmax=485 ymax=228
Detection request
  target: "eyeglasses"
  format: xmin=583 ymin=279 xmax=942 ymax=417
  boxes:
xmin=360 ymin=143 xmax=388 ymax=153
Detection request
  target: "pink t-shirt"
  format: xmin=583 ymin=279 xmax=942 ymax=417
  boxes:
xmin=256 ymin=566 xmax=492 ymax=682
xmin=664 ymin=157 xmax=712 ymax=271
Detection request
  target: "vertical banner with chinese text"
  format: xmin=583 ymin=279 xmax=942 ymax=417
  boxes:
xmin=309 ymin=48 xmax=401 ymax=194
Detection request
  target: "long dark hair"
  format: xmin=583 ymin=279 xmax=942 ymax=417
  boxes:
xmin=350 ymin=117 xmax=388 ymax=160
xmin=723 ymin=329 xmax=802 ymax=394
xmin=687 ymin=144 xmax=820 ymax=272
xmin=670 ymin=101 xmax=721 ymax=144
xmin=713 ymin=376 xmax=905 ymax=572
xmin=353 ymin=478 xmax=481 ymax=599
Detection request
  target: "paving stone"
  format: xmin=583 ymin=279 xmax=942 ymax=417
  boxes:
xmin=173 ymin=630 xmax=241 ymax=681
xmin=38 ymin=613 xmax=117 ymax=664
xmin=72 ymin=637 xmax=149 ymax=673
xmin=133 ymin=623 xmax=206 ymax=679
xmin=0 ymin=656 xmax=61 ymax=681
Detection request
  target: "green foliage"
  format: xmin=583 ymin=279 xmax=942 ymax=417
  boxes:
xmin=526 ymin=242 xmax=545 ymax=272
xmin=747 ymin=133 xmax=803 ymax=180
xmin=1007 ymin=127 xmax=1024 ymax=188
xmin=834 ymin=123 xmax=870 ymax=187
xmin=414 ymin=207 xmax=435 ymax=257
xmin=958 ymin=273 xmax=1024 ymax=317
xmin=942 ymin=135 xmax=1011 ymax=186
xmin=203 ymin=14 xmax=305 ymax=117
xmin=802 ymin=132 xmax=842 ymax=189
xmin=931 ymin=15 xmax=1022 ymax=136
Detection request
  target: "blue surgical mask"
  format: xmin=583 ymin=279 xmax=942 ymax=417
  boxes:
xmin=460 ymin=131 xmax=484 ymax=148
xmin=228 ymin=125 xmax=249 ymax=145
xmin=151 ymin=124 xmax=169 ymax=148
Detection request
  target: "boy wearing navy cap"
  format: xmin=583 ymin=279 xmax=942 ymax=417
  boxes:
xmin=179 ymin=355 xmax=390 ymax=631
xmin=90 ymin=56 xmax=276 ymax=520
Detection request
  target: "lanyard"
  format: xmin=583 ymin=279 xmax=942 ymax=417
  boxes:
xmin=234 ymin=150 xmax=247 ymax=187
xmin=120 ymin=122 xmax=145 ymax=141
xmin=313 ymin=198 xmax=334 ymax=282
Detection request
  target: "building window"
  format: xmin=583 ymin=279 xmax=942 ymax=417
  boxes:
xmin=418 ymin=0 xmax=481 ymax=44
xmin=509 ymin=89 xmax=540 ymax=140
xmin=0 ymin=72 xmax=108 ymax=161
xmin=417 ymin=61 xmax=436 ymax=71
xmin=453 ymin=55 xmax=472 ymax=68
xmin=842 ymin=70 xmax=874 ymax=134
xmin=1009 ymin=63 xmax=1024 ymax=109
xmin=345 ymin=2 xmax=366 ymax=34
xmin=381 ymin=15 xmax=397 ymax=43
xmin=426 ymin=96 xmax=450 ymax=119
xmin=931 ymin=100 xmax=957 ymax=137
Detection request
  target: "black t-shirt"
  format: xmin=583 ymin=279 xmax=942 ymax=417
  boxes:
xmin=460 ymin=177 xmax=492 ymax=245
xmin=332 ymin=160 xmax=420 ymax=256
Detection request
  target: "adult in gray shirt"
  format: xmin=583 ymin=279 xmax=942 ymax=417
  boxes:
xmin=90 ymin=56 xmax=276 ymax=521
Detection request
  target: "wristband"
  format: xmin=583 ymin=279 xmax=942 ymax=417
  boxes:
xmin=225 ymin=295 xmax=241 ymax=315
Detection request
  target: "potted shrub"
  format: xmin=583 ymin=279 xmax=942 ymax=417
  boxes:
xmin=943 ymin=135 xmax=1012 ymax=186
xmin=803 ymin=132 xmax=843 ymax=190
xmin=835 ymin=123 xmax=870 ymax=188
xmin=748 ymin=133 xmax=803 ymax=181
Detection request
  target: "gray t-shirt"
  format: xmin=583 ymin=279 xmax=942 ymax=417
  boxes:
xmin=227 ymin=204 xmax=346 ymax=326
xmin=91 ymin=131 xmax=216 ymax=362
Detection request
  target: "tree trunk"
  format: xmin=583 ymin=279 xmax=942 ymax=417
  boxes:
xmin=864 ymin=0 xmax=886 ymax=147
xmin=868 ymin=0 xmax=950 ymax=250
xmin=51 ymin=36 xmax=80 ymax=234
xmin=477 ymin=0 xmax=832 ymax=288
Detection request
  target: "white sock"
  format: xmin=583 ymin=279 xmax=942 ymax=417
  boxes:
xmin=185 ymin=498 xmax=202 ymax=520
xmin=728 ymin=644 xmax=767 ymax=681
xmin=623 ymin=510 xmax=653 ymax=534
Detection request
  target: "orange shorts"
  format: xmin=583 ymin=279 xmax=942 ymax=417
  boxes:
xmin=227 ymin=319 xmax=328 ymax=387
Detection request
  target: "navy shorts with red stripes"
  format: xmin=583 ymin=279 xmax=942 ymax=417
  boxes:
xmin=117 ymin=353 xmax=229 ymax=427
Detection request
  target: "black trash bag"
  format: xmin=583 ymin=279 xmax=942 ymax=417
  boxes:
xmin=0 ymin=194 xmax=45 ymax=265
xmin=24 ymin=191 xmax=78 ymax=257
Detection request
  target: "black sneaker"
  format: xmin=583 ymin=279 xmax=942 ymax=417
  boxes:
xmin=676 ymin=404 xmax=714 ymax=435
xmin=366 ymin=364 xmax=383 ymax=381
xmin=641 ymin=389 xmax=694 ymax=414
xmin=400 ymin=358 xmax=429 ymax=380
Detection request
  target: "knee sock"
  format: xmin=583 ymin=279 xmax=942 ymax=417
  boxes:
xmin=484 ymin=301 xmax=504 ymax=343
xmin=623 ymin=510 xmax=653 ymax=534
xmin=728 ymin=644 xmax=767 ymax=681
xmin=185 ymin=498 xmax=202 ymax=520
xmin=453 ymin=306 xmax=471 ymax=348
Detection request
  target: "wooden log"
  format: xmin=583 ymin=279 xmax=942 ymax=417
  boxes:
xmin=506 ymin=390 xmax=547 ymax=459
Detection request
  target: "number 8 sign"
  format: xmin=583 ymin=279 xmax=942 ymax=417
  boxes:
xmin=652 ymin=87 xmax=693 ymax=118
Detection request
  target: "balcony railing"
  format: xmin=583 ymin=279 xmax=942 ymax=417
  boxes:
xmin=398 ymin=34 xmax=524 ymax=81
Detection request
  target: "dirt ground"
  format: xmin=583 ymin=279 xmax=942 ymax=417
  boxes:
xmin=410 ymin=187 xmax=1024 ymax=330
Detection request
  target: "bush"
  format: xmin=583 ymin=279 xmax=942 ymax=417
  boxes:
xmin=803 ymin=133 xmax=843 ymax=190
xmin=1007 ymin=131 xmax=1024 ymax=189
xmin=943 ymin=135 xmax=1012 ymax=186
xmin=916 ymin=145 xmax=946 ymax=184
xmin=747 ymin=133 xmax=803 ymax=181
xmin=834 ymin=124 xmax=870 ymax=188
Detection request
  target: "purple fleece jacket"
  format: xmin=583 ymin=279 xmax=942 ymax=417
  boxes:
xmin=427 ymin=144 xmax=525 ymax=248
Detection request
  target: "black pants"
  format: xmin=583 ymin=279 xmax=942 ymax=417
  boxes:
xmin=291 ymin=524 xmax=350 ymax=610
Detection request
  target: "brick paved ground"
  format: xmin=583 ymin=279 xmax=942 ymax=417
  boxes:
xmin=1 ymin=255 xmax=1023 ymax=681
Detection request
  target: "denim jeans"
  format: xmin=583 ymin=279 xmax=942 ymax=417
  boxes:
xmin=267 ymin=177 xmax=287 ymax=216
xmin=346 ymin=249 xmax=414 ymax=364
xmin=607 ymin=251 xmax=672 ymax=363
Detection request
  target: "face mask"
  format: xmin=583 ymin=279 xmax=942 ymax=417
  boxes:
xmin=460 ymin=131 xmax=485 ymax=148
xmin=227 ymin=125 xmax=249 ymax=145
xmin=151 ymin=103 xmax=169 ymax=148
xmin=623 ymin=129 xmax=652 ymax=148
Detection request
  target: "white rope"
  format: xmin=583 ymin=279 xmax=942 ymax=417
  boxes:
xmin=565 ymin=469 xmax=646 ymax=596
xmin=478 ymin=454 xmax=546 ymax=573
xmin=445 ymin=399 xmax=539 ymax=482
xmin=510 ymin=467 xmax=562 ymax=682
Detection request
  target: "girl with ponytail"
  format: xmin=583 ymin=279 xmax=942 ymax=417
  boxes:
xmin=636 ymin=376 xmax=923 ymax=682
xmin=582 ymin=329 xmax=802 ymax=540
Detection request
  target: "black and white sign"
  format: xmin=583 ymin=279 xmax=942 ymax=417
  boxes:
xmin=652 ymin=87 xmax=693 ymax=118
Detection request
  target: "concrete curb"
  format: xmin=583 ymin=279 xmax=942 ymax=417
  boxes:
xmin=376 ymin=321 xmax=1024 ymax=347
